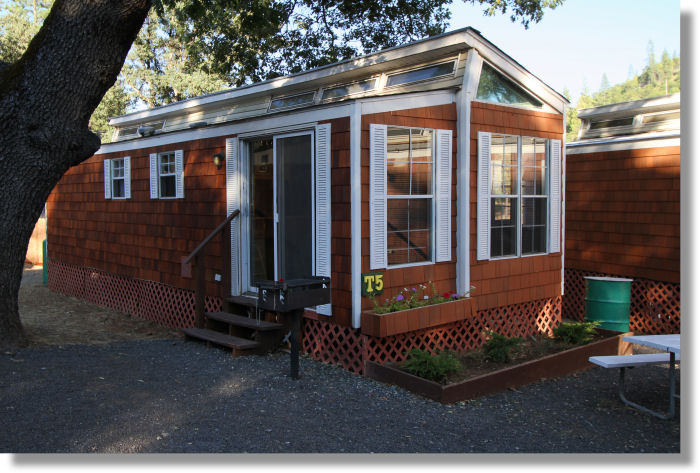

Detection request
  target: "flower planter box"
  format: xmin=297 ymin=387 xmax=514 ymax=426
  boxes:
xmin=360 ymin=297 xmax=476 ymax=338
xmin=363 ymin=329 xmax=633 ymax=404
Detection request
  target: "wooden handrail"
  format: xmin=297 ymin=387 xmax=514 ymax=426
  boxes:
xmin=183 ymin=209 xmax=239 ymax=328
xmin=184 ymin=209 xmax=240 ymax=265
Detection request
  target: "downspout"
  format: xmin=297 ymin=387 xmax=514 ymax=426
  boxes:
xmin=456 ymin=48 xmax=483 ymax=296
xmin=351 ymin=101 xmax=362 ymax=328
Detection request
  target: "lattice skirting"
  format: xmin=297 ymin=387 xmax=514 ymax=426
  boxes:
xmin=47 ymin=260 xmax=222 ymax=328
xmin=563 ymin=268 xmax=680 ymax=334
xmin=303 ymin=296 xmax=561 ymax=375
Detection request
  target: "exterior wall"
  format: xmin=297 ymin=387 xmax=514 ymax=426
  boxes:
xmin=469 ymin=101 xmax=564 ymax=312
xmin=47 ymin=136 xmax=229 ymax=303
xmin=360 ymin=104 xmax=459 ymax=310
xmin=565 ymin=145 xmax=681 ymax=284
xmin=563 ymin=143 xmax=681 ymax=332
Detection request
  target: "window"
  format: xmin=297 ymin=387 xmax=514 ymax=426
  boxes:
xmin=268 ymin=91 xmax=316 ymax=111
xmin=158 ymin=152 xmax=177 ymax=198
xmin=477 ymin=132 xmax=561 ymax=260
xmin=369 ymin=124 xmax=452 ymax=269
xmin=385 ymin=61 xmax=456 ymax=88
xmin=476 ymin=63 xmax=543 ymax=109
xmin=386 ymin=128 xmax=434 ymax=265
xmin=149 ymin=150 xmax=184 ymax=199
xmin=321 ymin=78 xmax=376 ymax=101
xmin=104 ymin=156 xmax=131 ymax=199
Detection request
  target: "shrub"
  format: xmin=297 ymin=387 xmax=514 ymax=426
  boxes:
xmin=481 ymin=330 xmax=523 ymax=363
xmin=400 ymin=349 xmax=462 ymax=383
xmin=553 ymin=321 xmax=600 ymax=345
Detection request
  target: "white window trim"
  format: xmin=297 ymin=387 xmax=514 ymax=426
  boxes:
xmin=477 ymin=132 xmax=559 ymax=261
xmin=370 ymin=124 xmax=452 ymax=270
xmin=104 ymin=156 xmax=131 ymax=200
xmin=150 ymin=150 xmax=184 ymax=199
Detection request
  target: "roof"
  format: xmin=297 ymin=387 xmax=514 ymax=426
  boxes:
xmin=107 ymin=27 xmax=569 ymax=142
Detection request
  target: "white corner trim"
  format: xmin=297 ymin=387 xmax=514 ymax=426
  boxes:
xmin=561 ymin=113 xmax=567 ymax=296
xmin=455 ymin=48 xmax=482 ymax=297
xmin=350 ymin=102 xmax=363 ymax=329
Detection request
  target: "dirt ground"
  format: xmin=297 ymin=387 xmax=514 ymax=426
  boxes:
xmin=18 ymin=264 xmax=181 ymax=347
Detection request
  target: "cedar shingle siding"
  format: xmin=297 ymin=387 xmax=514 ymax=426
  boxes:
xmin=565 ymin=145 xmax=681 ymax=284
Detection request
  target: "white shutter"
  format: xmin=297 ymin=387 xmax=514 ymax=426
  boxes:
xmin=123 ymin=156 xmax=131 ymax=199
xmin=369 ymin=124 xmax=387 ymax=269
xmin=435 ymin=129 xmax=453 ymax=262
xmin=103 ymin=159 xmax=112 ymax=199
xmin=476 ymin=132 xmax=491 ymax=260
xmin=226 ymin=138 xmax=241 ymax=296
xmin=549 ymin=139 xmax=562 ymax=253
xmin=149 ymin=153 xmax=158 ymax=199
xmin=315 ymin=124 xmax=332 ymax=315
xmin=175 ymin=150 xmax=184 ymax=199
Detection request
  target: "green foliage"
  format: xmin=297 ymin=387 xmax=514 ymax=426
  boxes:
xmin=567 ymin=42 xmax=681 ymax=141
xmin=0 ymin=0 xmax=51 ymax=63
xmin=371 ymin=283 xmax=470 ymax=314
xmin=401 ymin=349 xmax=462 ymax=383
xmin=481 ymin=330 xmax=523 ymax=363
xmin=553 ymin=320 xmax=599 ymax=345
xmin=473 ymin=0 xmax=566 ymax=29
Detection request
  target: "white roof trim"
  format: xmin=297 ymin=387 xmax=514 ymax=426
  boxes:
xmin=566 ymin=133 xmax=680 ymax=154
xmin=578 ymin=93 xmax=680 ymax=119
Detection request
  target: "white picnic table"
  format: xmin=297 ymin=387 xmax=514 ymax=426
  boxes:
xmin=622 ymin=334 xmax=680 ymax=355
xmin=617 ymin=334 xmax=680 ymax=419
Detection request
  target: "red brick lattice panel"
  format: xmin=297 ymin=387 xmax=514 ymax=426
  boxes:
xmin=302 ymin=297 xmax=561 ymax=374
xmin=84 ymin=269 xmax=140 ymax=316
xmin=302 ymin=318 xmax=365 ymax=374
xmin=47 ymin=260 xmax=86 ymax=299
xmin=563 ymin=268 xmax=680 ymax=334
xmin=48 ymin=260 xmax=223 ymax=329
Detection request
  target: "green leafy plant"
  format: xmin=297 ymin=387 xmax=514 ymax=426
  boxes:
xmin=400 ymin=349 xmax=462 ymax=383
xmin=481 ymin=330 xmax=523 ymax=363
xmin=553 ymin=321 xmax=600 ymax=345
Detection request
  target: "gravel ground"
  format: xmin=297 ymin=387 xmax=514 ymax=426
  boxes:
xmin=0 ymin=339 xmax=681 ymax=453
xmin=1 ymin=267 xmax=682 ymax=454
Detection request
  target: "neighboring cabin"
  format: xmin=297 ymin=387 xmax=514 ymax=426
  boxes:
xmin=564 ymin=94 xmax=680 ymax=334
xmin=46 ymin=28 xmax=567 ymax=374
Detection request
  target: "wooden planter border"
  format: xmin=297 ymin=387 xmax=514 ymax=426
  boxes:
xmin=360 ymin=297 xmax=476 ymax=337
xmin=364 ymin=329 xmax=633 ymax=404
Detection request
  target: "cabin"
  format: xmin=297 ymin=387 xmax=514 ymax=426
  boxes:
xmin=564 ymin=94 xmax=680 ymax=335
xmin=46 ymin=28 xmax=567 ymax=374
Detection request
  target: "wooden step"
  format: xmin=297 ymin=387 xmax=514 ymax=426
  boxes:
xmin=226 ymin=295 xmax=259 ymax=308
xmin=181 ymin=328 xmax=260 ymax=350
xmin=205 ymin=311 xmax=284 ymax=331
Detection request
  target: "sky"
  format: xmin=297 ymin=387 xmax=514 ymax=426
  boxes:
xmin=447 ymin=0 xmax=682 ymax=103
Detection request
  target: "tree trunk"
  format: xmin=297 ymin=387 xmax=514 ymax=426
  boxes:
xmin=0 ymin=0 xmax=151 ymax=349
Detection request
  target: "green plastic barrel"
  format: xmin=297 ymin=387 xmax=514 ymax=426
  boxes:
xmin=584 ymin=276 xmax=633 ymax=332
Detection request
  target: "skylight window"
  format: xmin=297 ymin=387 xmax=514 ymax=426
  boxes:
xmin=385 ymin=61 xmax=456 ymax=88
xmin=589 ymin=117 xmax=634 ymax=130
xmin=322 ymin=79 xmax=376 ymax=101
xmin=476 ymin=63 xmax=543 ymax=109
xmin=268 ymin=91 xmax=316 ymax=111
